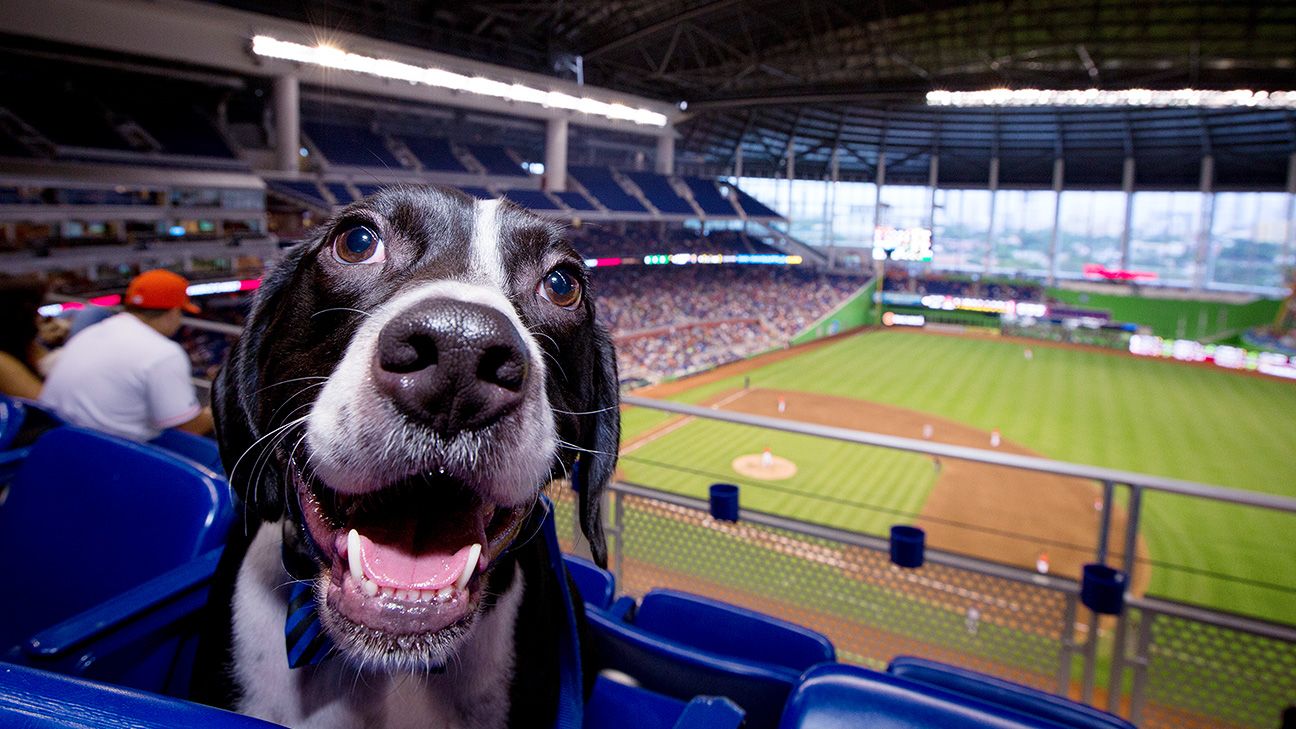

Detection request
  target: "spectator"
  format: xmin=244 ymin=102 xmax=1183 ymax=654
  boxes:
xmin=0 ymin=274 xmax=48 ymax=399
xmin=40 ymin=269 xmax=214 ymax=440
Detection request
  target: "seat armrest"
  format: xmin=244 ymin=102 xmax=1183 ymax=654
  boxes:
xmin=673 ymin=696 xmax=745 ymax=729
xmin=607 ymin=595 xmax=637 ymax=620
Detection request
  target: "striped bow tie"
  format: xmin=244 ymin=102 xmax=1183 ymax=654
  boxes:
xmin=285 ymin=580 xmax=333 ymax=668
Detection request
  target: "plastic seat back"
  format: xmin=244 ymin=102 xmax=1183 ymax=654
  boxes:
xmin=563 ymin=553 xmax=615 ymax=609
xmin=780 ymin=663 xmax=1067 ymax=729
xmin=887 ymin=657 xmax=1136 ymax=729
xmin=0 ymin=395 xmax=63 ymax=451
xmin=585 ymin=675 xmax=745 ymax=729
xmin=586 ymin=607 xmax=800 ymax=729
xmin=0 ymin=427 xmax=232 ymax=650
xmin=150 ymin=428 xmax=225 ymax=476
xmin=633 ymin=589 xmax=835 ymax=672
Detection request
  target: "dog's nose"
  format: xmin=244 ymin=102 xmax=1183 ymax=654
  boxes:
xmin=373 ymin=299 xmax=529 ymax=433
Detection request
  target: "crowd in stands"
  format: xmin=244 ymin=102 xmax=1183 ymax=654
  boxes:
xmin=882 ymin=267 xmax=1044 ymax=302
xmin=594 ymin=266 xmax=866 ymax=381
xmin=567 ymin=223 xmax=777 ymax=259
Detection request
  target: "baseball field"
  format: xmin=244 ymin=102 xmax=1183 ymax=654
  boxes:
xmin=617 ymin=328 xmax=1296 ymax=626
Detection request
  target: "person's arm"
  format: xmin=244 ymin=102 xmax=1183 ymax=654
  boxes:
xmin=174 ymin=405 xmax=215 ymax=435
xmin=0 ymin=351 xmax=42 ymax=399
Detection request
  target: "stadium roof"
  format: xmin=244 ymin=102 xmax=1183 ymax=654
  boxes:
xmin=207 ymin=0 xmax=1296 ymax=188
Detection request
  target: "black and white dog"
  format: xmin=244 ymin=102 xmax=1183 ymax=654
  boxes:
xmin=195 ymin=186 xmax=619 ymax=728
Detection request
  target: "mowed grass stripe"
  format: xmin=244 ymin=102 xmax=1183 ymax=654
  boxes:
xmin=631 ymin=330 xmax=1296 ymax=623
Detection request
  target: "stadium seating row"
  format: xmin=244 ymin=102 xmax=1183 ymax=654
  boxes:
xmin=0 ymin=394 xmax=1133 ymax=728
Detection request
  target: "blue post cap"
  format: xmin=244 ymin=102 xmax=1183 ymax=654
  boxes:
xmin=890 ymin=525 xmax=926 ymax=568
xmin=1081 ymin=563 xmax=1127 ymax=615
xmin=709 ymin=483 xmax=740 ymax=522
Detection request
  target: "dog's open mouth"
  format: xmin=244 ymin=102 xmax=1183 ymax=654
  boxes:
xmin=294 ymin=463 xmax=530 ymax=639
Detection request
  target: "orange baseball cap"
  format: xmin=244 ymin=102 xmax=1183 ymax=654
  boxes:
xmin=125 ymin=269 xmax=199 ymax=313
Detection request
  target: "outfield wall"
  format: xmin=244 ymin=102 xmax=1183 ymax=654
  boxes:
xmin=1045 ymin=288 xmax=1282 ymax=341
xmin=790 ymin=278 xmax=878 ymax=346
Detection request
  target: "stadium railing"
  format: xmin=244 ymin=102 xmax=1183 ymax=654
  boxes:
xmin=547 ymin=395 xmax=1296 ymax=729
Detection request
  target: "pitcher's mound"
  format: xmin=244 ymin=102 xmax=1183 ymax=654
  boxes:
xmin=732 ymin=454 xmax=798 ymax=480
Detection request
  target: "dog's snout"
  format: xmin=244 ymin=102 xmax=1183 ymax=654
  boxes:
xmin=374 ymin=299 xmax=529 ymax=433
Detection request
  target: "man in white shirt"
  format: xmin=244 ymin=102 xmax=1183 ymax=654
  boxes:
xmin=41 ymin=269 xmax=214 ymax=440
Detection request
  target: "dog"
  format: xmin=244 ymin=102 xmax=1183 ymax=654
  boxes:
xmin=194 ymin=185 xmax=620 ymax=728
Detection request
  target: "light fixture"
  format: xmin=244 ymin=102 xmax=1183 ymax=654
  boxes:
xmin=251 ymin=35 xmax=668 ymax=127
xmin=926 ymin=88 xmax=1296 ymax=109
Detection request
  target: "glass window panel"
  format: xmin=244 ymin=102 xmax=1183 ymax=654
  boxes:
xmin=1209 ymin=192 xmax=1289 ymax=290
xmin=1055 ymin=190 xmax=1126 ymax=278
xmin=932 ymin=188 xmax=992 ymax=272
xmin=990 ymin=189 xmax=1056 ymax=275
xmin=877 ymin=185 xmax=930 ymax=230
xmin=1127 ymin=191 xmax=1201 ymax=286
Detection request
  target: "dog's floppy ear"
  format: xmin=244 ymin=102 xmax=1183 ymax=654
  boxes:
xmin=212 ymin=244 xmax=308 ymax=523
xmin=573 ymin=322 xmax=620 ymax=568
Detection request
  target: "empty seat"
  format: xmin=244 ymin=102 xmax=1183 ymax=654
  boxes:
xmin=780 ymin=663 xmax=1066 ymax=729
xmin=585 ymin=606 xmax=806 ymax=729
xmin=466 ymin=143 xmax=528 ymax=176
xmin=625 ymin=172 xmax=695 ymax=215
xmin=353 ymin=183 xmax=385 ymax=198
xmin=265 ymin=180 xmax=328 ymax=209
xmin=501 ymin=188 xmax=560 ymax=210
xmin=562 ymin=554 xmax=615 ymax=609
xmin=149 ymin=429 xmax=224 ymax=476
xmin=570 ymin=167 xmax=647 ymax=213
xmin=554 ymin=190 xmax=597 ymax=211
xmin=731 ymin=185 xmax=782 ymax=218
xmin=585 ymin=675 xmax=744 ymax=729
xmin=323 ymin=182 xmax=354 ymax=204
xmin=302 ymin=121 xmax=402 ymax=169
xmin=887 ymin=657 xmax=1136 ymax=729
xmin=631 ymin=589 xmax=835 ymax=672
xmin=683 ymin=177 xmax=739 ymax=216
xmin=457 ymin=186 xmax=494 ymax=200
xmin=0 ymin=662 xmax=282 ymax=728
xmin=397 ymin=135 xmax=468 ymax=172
xmin=0 ymin=426 xmax=232 ymax=651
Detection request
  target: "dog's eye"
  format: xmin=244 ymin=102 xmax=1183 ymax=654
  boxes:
xmin=538 ymin=268 xmax=582 ymax=309
xmin=331 ymin=226 xmax=385 ymax=265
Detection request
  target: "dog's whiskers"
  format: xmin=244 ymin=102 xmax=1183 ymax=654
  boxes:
xmin=312 ymin=307 xmax=372 ymax=320
xmin=253 ymin=375 xmax=329 ymax=396
xmin=551 ymin=405 xmax=618 ymax=416
xmin=554 ymin=438 xmax=616 ymax=458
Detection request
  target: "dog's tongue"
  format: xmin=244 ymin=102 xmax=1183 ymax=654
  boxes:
xmin=357 ymin=532 xmax=475 ymax=590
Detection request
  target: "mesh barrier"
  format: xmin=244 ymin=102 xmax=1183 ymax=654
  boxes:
xmin=1134 ymin=607 xmax=1296 ymax=729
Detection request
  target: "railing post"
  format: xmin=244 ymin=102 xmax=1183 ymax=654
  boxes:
xmin=1107 ymin=485 xmax=1142 ymax=716
xmin=1128 ymin=608 xmax=1155 ymax=726
xmin=613 ymin=489 xmax=625 ymax=588
xmin=1057 ymin=592 xmax=1078 ymax=695
xmin=1081 ymin=480 xmax=1116 ymax=705
xmin=1096 ymin=480 xmax=1115 ymax=564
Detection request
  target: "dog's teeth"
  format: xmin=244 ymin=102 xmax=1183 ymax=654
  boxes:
xmin=457 ymin=544 xmax=482 ymax=591
xmin=397 ymin=589 xmax=415 ymax=601
xmin=381 ymin=586 xmax=396 ymax=597
xmin=361 ymin=578 xmax=379 ymax=597
xmin=347 ymin=529 xmax=363 ymax=584
xmin=437 ymin=587 xmax=453 ymax=601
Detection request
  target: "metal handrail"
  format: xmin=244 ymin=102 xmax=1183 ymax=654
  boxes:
xmin=621 ymin=395 xmax=1296 ymax=513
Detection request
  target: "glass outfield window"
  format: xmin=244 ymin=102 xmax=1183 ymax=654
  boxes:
xmin=1129 ymin=191 xmax=1202 ymax=285
xmin=1209 ymin=192 xmax=1289 ymax=290
xmin=1055 ymin=190 xmax=1126 ymax=278
xmin=990 ymin=189 xmax=1056 ymax=275
xmin=932 ymin=188 xmax=991 ymax=271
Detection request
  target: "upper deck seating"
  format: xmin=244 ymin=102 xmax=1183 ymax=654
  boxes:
xmin=457 ymin=186 xmax=494 ymax=200
xmin=397 ymin=135 xmax=468 ymax=172
xmin=501 ymin=188 xmax=559 ymax=210
xmin=684 ymin=177 xmax=739 ymax=216
xmin=302 ymin=121 xmax=402 ymax=169
xmin=732 ymin=186 xmax=782 ymax=218
xmin=266 ymin=180 xmax=328 ymax=209
xmin=465 ymin=144 xmax=528 ymax=176
xmin=625 ymin=172 xmax=695 ymax=214
xmin=570 ymin=166 xmax=648 ymax=213
xmin=323 ymin=182 xmax=354 ymax=204
xmin=554 ymin=190 xmax=597 ymax=211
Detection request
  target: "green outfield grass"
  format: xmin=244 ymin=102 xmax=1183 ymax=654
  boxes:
xmin=620 ymin=330 xmax=1296 ymax=624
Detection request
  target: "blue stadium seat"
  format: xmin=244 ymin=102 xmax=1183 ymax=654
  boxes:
xmin=466 ymin=143 xmax=528 ymax=176
xmin=0 ymin=426 xmax=232 ymax=653
xmin=354 ymin=183 xmax=385 ymax=198
xmin=150 ymin=429 xmax=224 ymax=476
xmin=731 ymin=185 xmax=782 ymax=218
xmin=457 ymin=186 xmax=495 ymax=200
xmin=563 ymin=554 xmax=615 ymax=610
xmin=886 ymin=657 xmax=1136 ymax=729
xmin=396 ymin=135 xmax=469 ymax=172
xmin=585 ymin=606 xmax=807 ymax=729
xmin=17 ymin=550 xmax=222 ymax=696
xmin=631 ymin=589 xmax=835 ymax=672
xmin=625 ymin=172 xmax=695 ymax=214
xmin=554 ymin=190 xmax=597 ymax=211
xmin=323 ymin=181 xmax=354 ymax=204
xmin=0 ymin=662 xmax=283 ymax=728
xmin=302 ymin=121 xmax=402 ymax=169
xmin=683 ymin=177 xmax=739 ymax=216
xmin=779 ymin=663 xmax=1066 ymax=729
xmin=501 ymin=188 xmax=560 ymax=210
xmin=585 ymin=676 xmax=745 ymax=729
xmin=569 ymin=167 xmax=648 ymax=213
xmin=265 ymin=180 xmax=328 ymax=209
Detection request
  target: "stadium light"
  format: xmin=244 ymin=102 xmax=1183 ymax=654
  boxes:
xmin=251 ymin=35 xmax=669 ymax=127
xmin=926 ymin=88 xmax=1296 ymax=109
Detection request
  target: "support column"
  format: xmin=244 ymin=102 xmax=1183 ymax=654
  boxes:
xmin=1048 ymin=157 xmax=1064 ymax=285
xmin=785 ymin=143 xmax=795 ymax=221
xmin=1194 ymin=155 xmax=1215 ymax=290
xmin=927 ymin=154 xmax=939 ymax=230
xmin=1119 ymin=156 xmax=1136 ymax=270
xmin=985 ymin=156 xmax=999 ymax=273
xmin=655 ymin=133 xmax=675 ymax=175
xmin=826 ymin=147 xmax=840 ymax=267
xmin=872 ymin=152 xmax=887 ymax=237
xmin=733 ymin=141 xmax=744 ymax=180
xmin=544 ymin=118 xmax=569 ymax=193
xmin=274 ymin=74 xmax=300 ymax=173
xmin=1285 ymin=152 xmax=1296 ymax=272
